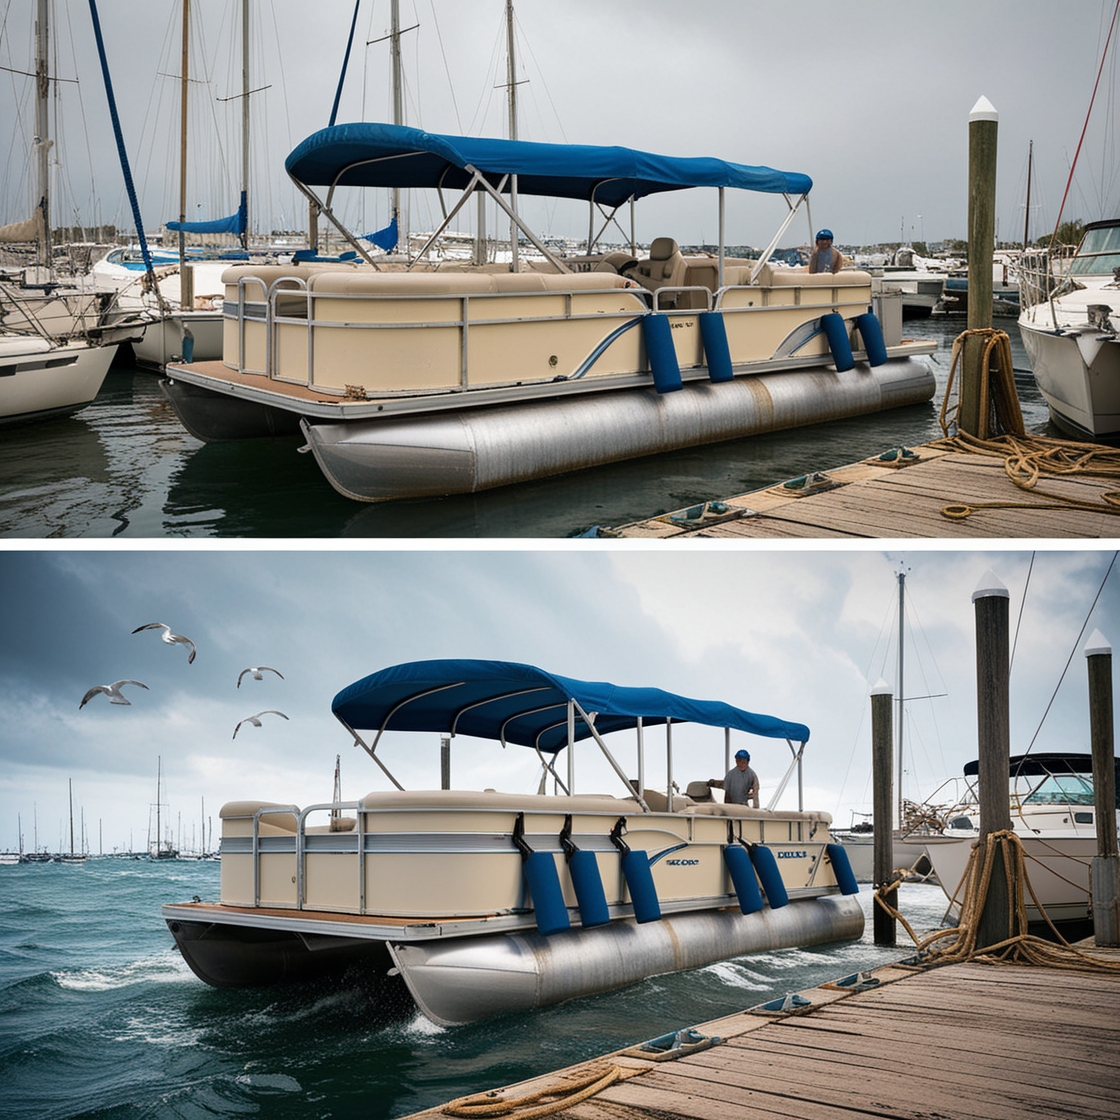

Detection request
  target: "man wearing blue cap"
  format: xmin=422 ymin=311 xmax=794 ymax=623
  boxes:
xmin=709 ymin=749 xmax=759 ymax=808
xmin=808 ymin=229 xmax=845 ymax=274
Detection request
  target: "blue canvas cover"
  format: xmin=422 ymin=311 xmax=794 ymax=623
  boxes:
xmin=285 ymin=123 xmax=812 ymax=208
xmin=167 ymin=191 xmax=248 ymax=235
xmin=331 ymin=659 xmax=809 ymax=753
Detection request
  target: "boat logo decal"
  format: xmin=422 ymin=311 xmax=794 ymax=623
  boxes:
xmin=777 ymin=850 xmax=808 ymax=859
xmin=666 ymin=858 xmax=699 ymax=866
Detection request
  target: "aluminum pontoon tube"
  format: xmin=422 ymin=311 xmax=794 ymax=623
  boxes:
xmin=302 ymin=357 xmax=935 ymax=502
xmin=388 ymin=894 xmax=864 ymax=1026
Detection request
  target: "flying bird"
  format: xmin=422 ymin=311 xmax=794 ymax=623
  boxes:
xmin=237 ymin=666 xmax=284 ymax=688
xmin=233 ymin=710 xmax=289 ymax=739
xmin=80 ymin=680 xmax=149 ymax=709
xmin=132 ymin=622 xmax=196 ymax=664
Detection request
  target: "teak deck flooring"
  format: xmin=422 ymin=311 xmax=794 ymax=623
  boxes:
xmin=613 ymin=445 xmax=1120 ymax=538
xmin=404 ymin=958 xmax=1120 ymax=1120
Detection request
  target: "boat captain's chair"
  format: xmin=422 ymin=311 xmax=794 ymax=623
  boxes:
xmin=624 ymin=237 xmax=689 ymax=303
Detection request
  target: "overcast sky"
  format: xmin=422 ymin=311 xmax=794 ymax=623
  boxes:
xmin=2 ymin=0 xmax=1118 ymax=248
xmin=1 ymin=546 xmax=1115 ymax=854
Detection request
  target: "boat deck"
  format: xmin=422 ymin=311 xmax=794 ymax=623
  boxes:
xmin=610 ymin=441 xmax=1120 ymax=538
xmin=401 ymin=953 xmax=1120 ymax=1119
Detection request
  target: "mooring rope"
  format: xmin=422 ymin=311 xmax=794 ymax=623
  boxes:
xmin=933 ymin=328 xmax=1120 ymax=521
xmin=875 ymin=830 xmax=1120 ymax=974
xmin=441 ymin=1065 xmax=622 ymax=1119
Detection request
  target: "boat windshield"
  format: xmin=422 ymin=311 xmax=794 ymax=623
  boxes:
xmin=1021 ymin=773 xmax=1095 ymax=805
xmin=1070 ymin=222 xmax=1120 ymax=275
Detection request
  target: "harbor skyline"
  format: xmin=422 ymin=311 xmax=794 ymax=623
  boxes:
xmin=1 ymin=0 xmax=1116 ymax=250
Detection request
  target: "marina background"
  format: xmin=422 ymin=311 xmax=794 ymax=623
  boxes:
xmin=1 ymin=1 xmax=1115 ymax=251
xmin=0 ymin=856 xmax=952 ymax=1120
xmin=0 ymin=318 xmax=1048 ymax=539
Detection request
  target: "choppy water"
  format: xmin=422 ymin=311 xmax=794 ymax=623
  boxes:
xmin=0 ymin=318 xmax=1049 ymax=539
xmin=0 ymin=858 xmax=952 ymax=1120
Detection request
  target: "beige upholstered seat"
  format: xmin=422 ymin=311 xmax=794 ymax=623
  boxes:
xmin=627 ymin=237 xmax=689 ymax=300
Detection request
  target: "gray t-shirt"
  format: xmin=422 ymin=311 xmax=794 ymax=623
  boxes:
xmin=724 ymin=764 xmax=759 ymax=805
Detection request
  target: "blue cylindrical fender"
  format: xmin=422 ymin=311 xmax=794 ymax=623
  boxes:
xmin=820 ymin=312 xmax=854 ymax=372
xmin=826 ymin=843 xmax=861 ymax=896
xmin=522 ymin=851 xmax=571 ymax=935
xmin=854 ymin=312 xmax=888 ymax=367
xmin=723 ymin=844 xmax=764 ymax=914
xmin=748 ymin=844 xmax=789 ymax=909
xmin=621 ymin=849 xmax=662 ymax=923
xmin=699 ymin=311 xmax=734 ymax=383
xmin=567 ymin=849 xmax=611 ymax=928
xmin=641 ymin=314 xmax=683 ymax=394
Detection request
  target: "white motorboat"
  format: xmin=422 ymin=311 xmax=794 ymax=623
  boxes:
xmin=922 ymin=753 xmax=1118 ymax=929
xmin=0 ymin=334 xmax=116 ymax=426
xmin=1018 ymin=218 xmax=1120 ymax=441
xmin=160 ymin=123 xmax=935 ymax=502
xmin=163 ymin=659 xmax=863 ymax=1025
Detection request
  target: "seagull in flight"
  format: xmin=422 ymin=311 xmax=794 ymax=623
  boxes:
xmin=80 ymin=680 xmax=149 ymax=709
xmin=233 ymin=710 xmax=289 ymax=739
xmin=132 ymin=622 xmax=196 ymax=664
xmin=237 ymin=666 xmax=284 ymax=688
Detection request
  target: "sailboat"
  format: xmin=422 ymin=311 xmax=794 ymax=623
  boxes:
xmin=90 ymin=0 xmax=259 ymax=371
xmin=149 ymin=757 xmax=179 ymax=860
xmin=0 ymin=0 xmax=121 ymax=426
xmin=57 ymin=779 xmax=88 ymax=863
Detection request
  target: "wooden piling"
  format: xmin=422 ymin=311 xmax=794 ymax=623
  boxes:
xmin=1087 ymin=630 xmax=1120 ymax=946
xmin=871 ymin=679 xmax=895 ymax=946
xmin=973 ymin=571 xmax=1011 ymax=949
xmin=959 ymin=96 xmax=999 ymax=436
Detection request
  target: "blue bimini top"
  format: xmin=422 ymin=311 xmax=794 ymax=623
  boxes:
xmin=285 ymin=123 xmax=812 ymax=209
xmin=331 ymin=659 xmax=809 ymax=754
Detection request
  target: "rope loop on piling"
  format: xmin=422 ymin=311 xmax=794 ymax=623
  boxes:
xmin=875 ymin=830 xmax=1120 ymax=974
xmin=933 ymin=327 xmax=1120 ymax=521
xmin=441 ymin=1065 xmax=622 ymax=1119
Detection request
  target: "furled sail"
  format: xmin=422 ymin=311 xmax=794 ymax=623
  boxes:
xmin=167 ymin=191 xmax=247 ymax=235
xmin=0 ymin=213 xmax=44 ymax=244
xmin=362 ymin=215 xmax=398 ymax=252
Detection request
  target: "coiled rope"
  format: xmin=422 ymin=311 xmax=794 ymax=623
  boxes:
xmin=441 ymin=1065 xmax=622 ymax=1119
xmin=876 ymin=830 xmax=1120 ymax=973
xmin=932 ymin=328 xmax=1120 ymax=521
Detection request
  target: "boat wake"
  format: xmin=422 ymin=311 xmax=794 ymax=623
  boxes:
xmin=50 ymin=948 xmax=193 ymax=992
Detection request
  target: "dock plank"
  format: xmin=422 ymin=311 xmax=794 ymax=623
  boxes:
xmin=403 ymin=960 xmax=1120 ymax=1120
xmin=612 ymin=442 xmax=1120 ymax=539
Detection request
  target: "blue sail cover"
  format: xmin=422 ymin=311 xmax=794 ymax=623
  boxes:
xmin=331 ymin=659 xmax=809 ymax=754
xmin=363 ymin=215 xmax=399 ymax=252
xmin=285 ymin=123 xmax=812 ymax=208
xmin=167 ymin=191 xmax=247 ymax=235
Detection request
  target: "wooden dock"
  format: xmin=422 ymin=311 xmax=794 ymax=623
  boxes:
xmin=402 ymin=955 xmax=1120 ymax=1120
xmin=609 ymin=439 xmax=1120 ymax=538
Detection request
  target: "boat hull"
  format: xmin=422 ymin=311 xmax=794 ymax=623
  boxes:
xmin=167 ymin=914 xmax=394 ymax=987
xmin=159 ymin=375 xmax=302 ymax=440
xmin=300 ymin=357 xmax=935 ymax=502
xmin=390 ymin=895 xmax=864 ymax=1025
xmin=1019 ymin=322 xmax=1120 ymax=441
xmin=132 ymin=310 xmax=224 ymax=372
xmin=0 ymin=338 xmax=116 ymax=426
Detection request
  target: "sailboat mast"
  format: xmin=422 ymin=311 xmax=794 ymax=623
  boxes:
xmin=68 ymin=779 xmax=74 ymax=857
xmin=156 ymin=756 xmax=162 ymax=856
xmin=896 ymin=570 xmax=905 ymax=829
xmin=505 ymin=0 xmax=519 ymax=271
xmin=1022 ymin=139 xmax=1033 ymax=250
xmin=241 ymin=0 xmax=250 ymax=248
xmin=178 ymin=0 xmax=189 ymax=269
xmin=34 ymin=0 xmax=52 ymax=266
xmin=390 ymin=0 xmax=403 ymax=253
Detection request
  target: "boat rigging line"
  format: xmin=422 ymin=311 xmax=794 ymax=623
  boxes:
xmin=1021 ymin=550 xmax=1118 ymax=758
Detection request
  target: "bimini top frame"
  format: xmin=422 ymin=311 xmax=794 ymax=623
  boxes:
xmin=284 ymin=122 xmax=813 ymax=272
xmin=331 ymin=659 xmax=810 ymax=808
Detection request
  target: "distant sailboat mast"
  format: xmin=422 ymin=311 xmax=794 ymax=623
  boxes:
xmin=240 ymin=0 xmax=251 ymax=249
xmin=178 ymin=0 xmax=189 ymax=278
xmin=34 ymin=0 xmax=52 ymax=267
xmin=505 ymin=0 xmax=519 ymax=272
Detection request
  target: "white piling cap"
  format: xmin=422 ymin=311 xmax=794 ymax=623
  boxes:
xmin=870 ymin=678 xmax=892 ymax=696
xmin=1085 ymin=629 xmax=1112 ymax=657
xmin=969 ymin=96 xmax=999 ymax=123
xmin=972 ymin=569 xmax=1009 ymax=602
